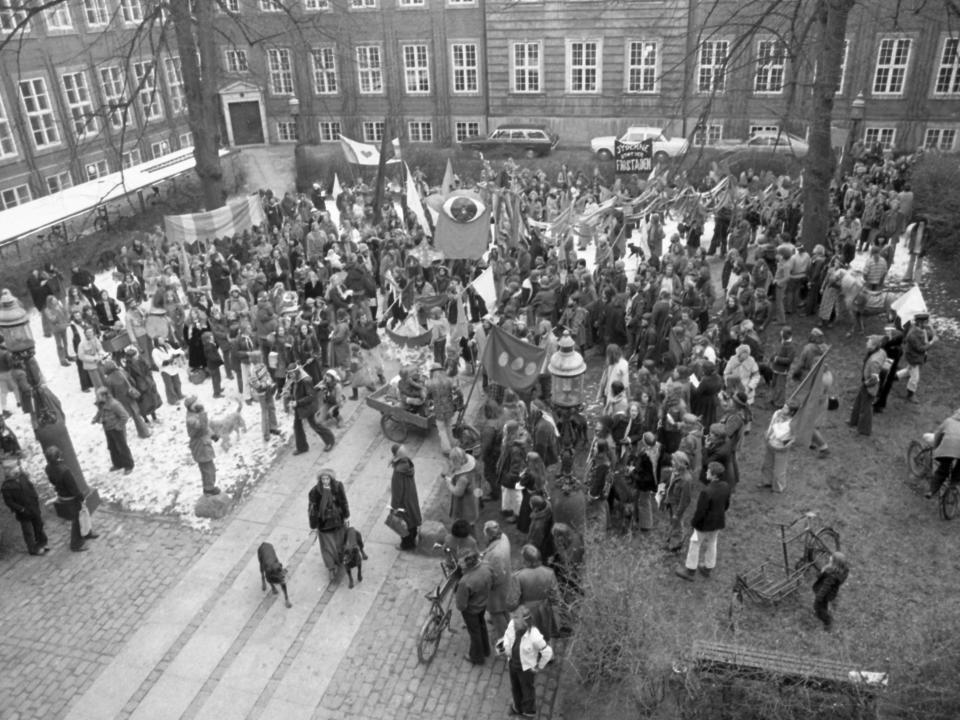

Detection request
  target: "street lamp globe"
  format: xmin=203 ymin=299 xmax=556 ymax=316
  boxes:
xmin=0 ymin=289 xmax=35 ymax=352
xmin=547 ymin=331 xmax=586 ymax=408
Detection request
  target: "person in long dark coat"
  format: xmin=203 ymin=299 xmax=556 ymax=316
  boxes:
xmin=183 ymin=311 xmax=211 ymax=371
xmin=390 ymin=444 xmax=422 ymax=550
xmin=691 ymin=361 xmax=723 ymax=429
xmin=123 ymin=346 xmax=161 ymax=422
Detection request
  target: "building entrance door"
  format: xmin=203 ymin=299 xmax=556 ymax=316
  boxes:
xmin=229 ymin=101 xmax=264 ymax=145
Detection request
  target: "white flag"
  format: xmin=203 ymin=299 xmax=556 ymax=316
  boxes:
xmin=404 ymin=162 xmax=432 ymax=237
xmin=469 ymin=266 xmax=497 ymax=312
xmin=329 ymin=174 xmax=342 ymax=230
xmin=890 ymin=285 xmax=927 ymax=325
xmin=339 ymin=135 xmax=380 ymax=165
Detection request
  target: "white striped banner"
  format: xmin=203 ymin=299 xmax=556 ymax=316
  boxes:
xmin=163 ymin=195 xmax=266 ymax=245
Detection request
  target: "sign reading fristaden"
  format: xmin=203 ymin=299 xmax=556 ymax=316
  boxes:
xmin=615 ymin=138 xmax=653 ymax=174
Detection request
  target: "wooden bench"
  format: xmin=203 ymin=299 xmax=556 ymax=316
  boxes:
xmin=692 ymin=640 xmax=888 ymax=698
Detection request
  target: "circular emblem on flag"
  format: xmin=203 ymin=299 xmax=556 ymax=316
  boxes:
xmin=524 ymin=362 xmax=538 ymax=376
xmin=498 ymin=351 xmax=510 ymax=367
xmin=510 ymin=356 xmax=524 ymax=371
xmin=442 ymin=195 xmax=486 ymax=224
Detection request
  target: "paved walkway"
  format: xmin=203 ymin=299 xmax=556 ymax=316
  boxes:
xmin=1 ymin=387 xmax=566 ymax=720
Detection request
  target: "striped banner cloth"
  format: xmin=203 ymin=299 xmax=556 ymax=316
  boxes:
xmin=163 ymin=195 xmax=266 ymax=244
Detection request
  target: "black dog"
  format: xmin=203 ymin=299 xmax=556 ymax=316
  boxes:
xmin=341 ymin=527 xmax=369 ymax=589
xmin=258 ymin=542 xmax=292 ymax=608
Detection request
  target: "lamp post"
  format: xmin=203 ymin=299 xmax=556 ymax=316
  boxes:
xmin=839 ymin=92 xmax=866 ymax=179
xmin=547 ymin=331 xmax=587 ymax=474
xmin=288 ymin=96 xmax=301 ymax=145
xmin=0 ymin=289 xmax=88 ymax=491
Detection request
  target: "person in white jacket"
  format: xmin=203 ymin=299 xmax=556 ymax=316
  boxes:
xmin=496 ymin=606 xmax=553 ymax=718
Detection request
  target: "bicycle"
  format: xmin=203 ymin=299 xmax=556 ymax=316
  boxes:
xmin=416 ymin=544 xmax=461 ymax=664
xmin=906 ymin=434 xmax=958 ymax=520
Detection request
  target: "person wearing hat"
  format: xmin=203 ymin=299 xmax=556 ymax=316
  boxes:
xmin=92 ymin=386 xmax=134 ymax=474
xmin=307 ymin=468 xmax=350 ymax=582
xmin=184 ymin=395 xmax=220 ymax=496
xmin=455 ymin=546 xmax=495 ymax=665
xmin=759 ymin=399 xmax=800 ymax=492
xmin=317 ymin=368 xmax=345 ymax=427
xmin=426 ymin=362 xmax=457 ymax=455
xmin=496 ymin=604 xmax=554 ymax=718
xmin=283 ymin=362 xmax=335 ymax=454
xmin=899 ymin=313 xmax=936 ymax=404
xmin=676 ymin=460 xmax=730 ymax=581
xmin=483 ymin=520 xmax=514 ymax=638
xmin=848 ymin=335 xmax=889 ymax=436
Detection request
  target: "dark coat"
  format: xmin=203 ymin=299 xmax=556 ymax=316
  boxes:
xmin=691 ymin=373 xmax=723 ymax=429
xmin=691 ymin=479 xmax=730 ymax=532
xmin=45 ymin=461 xmax=82 ymax=499
xmin=532 ymin=418 xmax=559 ymax=467
xmin=289 ymin=376 xmax=318 ymax=418
xmin=813 ymin=565 xmax=849 ymax=604
xmin=308 ymin=480 xmax=349 ymax=531
xmin=183 ymin=323 xmax=210 ymax=370
xmin=1 ymin=471 xmax=42 ymax=521
xmin=390 ymin=457 xmax=422 ymax=528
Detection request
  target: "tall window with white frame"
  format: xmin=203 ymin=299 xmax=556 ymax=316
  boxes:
xmin=61 ymin=71 xmax=98 ymax=139
xmin=0 ymin=93 xmax=17 ymax=158
xmin=362 ymin=121 xmax=383 ymax=143
xmin=225 ymin=48 xmax=248 ymax=73
xmin=864 ymin=126 xmax=896 ymax=150
xmin=150 ymin=139 xmax=171 ymax=159
xmin=220 ymin=0 xmax=240 ymax=12
xmin=258 ymin=0 xmax=283 ymax=11
xmin=277 ymin=121 xmax=298 ymax=142
xmin=399 ymin=0 xmax=424 ymax=5
xmin=924 ymin=127 xmax=957 ymax=151
xmin=512 ymin=42 xmax=541 ymax=93
xmin=120 ymin=0 xmax=143 ymax=24
xmin=19 ymin=78 xmax=60 ymax=149
xmin=568 ymin=41 xmax=599 ymax=93
xmin=267 ymin=48 xmax=294 ymax=95
xmin=626 ymin=40 xmax=657 ymax=93
xmin=45 ymin=3 xmax=73 ymax=31
xmin=934 ymin=37 xmax=960 ymax=96
xmin=350 ymin=0 xmax=376 ymax=7
xmin=164 ymin=57 xmax=186 ymax=115
xmin=754 ymin=40 xmax=785 ymax=93
xmin=695 ymin=123 xmax=723 ymax=146
xmin=312 ymin=48 xmax=338 ymax=95
xmin=133 ymin=61 xmax=163 ymax=121
xmin=0 ymin=2 xmax=29 ymax=34
xmin=408 ymin=121 xmax=432 ymax=142
xmin=122 ymin=148 xmax=142 ymax=168
xmin=85 ymin=159 xmax=108 ymax=180
xmin=356 ymin=46 xmax=383 ymax=94
xmin=451 ymin=43 xmax=478 ymax=93
xmin=403 ymin=45 xmax=430 ymax=94
xmin=99 ymin=66 xmax=127 ymax=130
xmin=697 ymin=40 xmax=728 ymax=93
xmin=46 ymin=171 xmax=72 ymax=195
xmin=454 ymin=120 xmax=479 ymax=142
xmin=872 ymin=38 xmax=911 ymax=95
xmin=82 ymin=0 xmax=108 ymax=27
xmin=305 ymin=0 xmax=329 ymax=8
xmin=318 ymin=120 xmax=341 ymax=142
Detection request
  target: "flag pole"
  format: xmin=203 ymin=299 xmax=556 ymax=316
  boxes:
xmin=787 ymin=345 xmax=830 ymax=405
xmin=372 ymin=116 xmax=390 ymax=226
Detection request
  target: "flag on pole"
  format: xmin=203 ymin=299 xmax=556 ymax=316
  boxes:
xmin=481 ymin=326 xmax=546 ymax=391
xmin=434 ymin=190 xmax=491 ymax=259
xmin=329 ymin=174 xmax=342 ymax=230
xmin=404 ymin=162 xmax=432 ymax=237
xmin=469 ymin=266 xmax=497 ymax=312
xmin=788 ymin=346 xmax=832 ymax=448
xmin=339 ymin=135 xmax=380 ymax=165
xmin=441 ymin=159 xmax=456 ymax=195
xmin=163 ymin=195 xmax=265 ymax=244
xmin=890 ymin=285 xmax=927 ymax=325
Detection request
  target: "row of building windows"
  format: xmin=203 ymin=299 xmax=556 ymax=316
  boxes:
xmin=240 ymin=34 xmax=960 ymax=98
xmin=276 ymin=118 xmax=476 ymax=143
xmin=0 ymin=131 xmax=192 ymax=210
xmin=0 ymin=57 xmax=186 ymax=158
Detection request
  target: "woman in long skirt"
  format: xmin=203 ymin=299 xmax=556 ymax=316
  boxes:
xmin=308 ymin=469 xmax=350 ymax=581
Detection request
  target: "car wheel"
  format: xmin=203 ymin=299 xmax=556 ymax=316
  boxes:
xmin=597 ymin=149 xmax=613 ymax=161
xmin=523 ymin=148 xmax=537 ymax=159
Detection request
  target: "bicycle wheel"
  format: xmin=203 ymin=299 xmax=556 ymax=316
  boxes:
xmin=381 ymin=414 xmax=408 ymax=442
xmin=907 ymin=441 xmax=933 ymax=480
xmin=940 ymin=485 xmax=959 ymax=521
xmin=416 ymin=608 xmax=447 ymax=664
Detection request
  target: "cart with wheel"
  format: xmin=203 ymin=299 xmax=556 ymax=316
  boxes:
xmin=733 ymin=512 xmax=841 ymax=606
xmin=365 ymin=384 xmax=482 ymax=453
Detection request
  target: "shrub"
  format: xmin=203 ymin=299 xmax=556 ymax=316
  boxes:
xmin=910 ymin=152 xmax=960 ymax=261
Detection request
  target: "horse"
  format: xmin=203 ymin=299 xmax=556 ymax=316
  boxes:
xmin=838 ymin=269 xmax=901 ymax=335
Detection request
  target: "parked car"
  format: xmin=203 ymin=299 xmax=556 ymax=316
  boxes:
xmin=459 ymin=124 xmax=559 ymax=158
xmin=715 ymin=131 xmax=809 ymax=158
xmin=590 ymin=126 xmax=688 ymax=163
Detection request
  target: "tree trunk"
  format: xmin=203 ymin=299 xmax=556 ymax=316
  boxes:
xmin=170 ymin=0 xmax=225 ymax=210
xmin=800 ymin=0 xmax=855 ymax=251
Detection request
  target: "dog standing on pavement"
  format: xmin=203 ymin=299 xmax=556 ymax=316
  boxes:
xmin=209 ymin=397 xmax=247 ymax=450
xmin=341 ymin=527 xmax=369 ymax=589
xmin=258 ymin=542 xmax=292 ymax=608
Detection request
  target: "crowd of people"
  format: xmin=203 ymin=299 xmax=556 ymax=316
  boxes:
xmin=0 ymin=143 xmax=944 ymax=711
